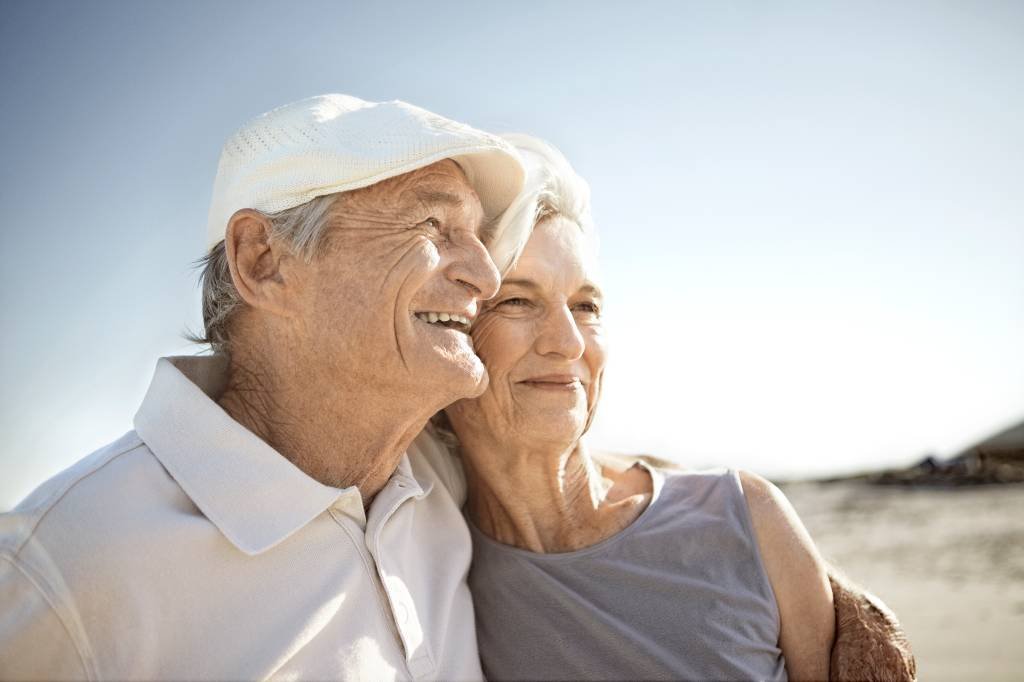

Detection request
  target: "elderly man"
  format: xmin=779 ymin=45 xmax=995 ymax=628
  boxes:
xmin=0 ymin=94 xmax=525 ymax=680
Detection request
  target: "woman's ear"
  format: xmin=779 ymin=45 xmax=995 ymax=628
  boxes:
xmin=223 ymin=209 xmax=298 ymax=318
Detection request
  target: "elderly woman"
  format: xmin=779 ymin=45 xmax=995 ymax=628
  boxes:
xmin=432 ymin=135 xmax=912 ymax=681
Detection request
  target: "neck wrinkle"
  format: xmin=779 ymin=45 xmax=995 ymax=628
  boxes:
xmin=218 ymin=344 xmax=432 ymax=504
xmin=463 ymin=435 xmax=614 ymax=554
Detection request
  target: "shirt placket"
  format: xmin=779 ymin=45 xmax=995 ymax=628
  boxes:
xmin=365 ymin=474 xmax=436 ymax=680
xmin=327 ymin=492 xmax=408 ymax=671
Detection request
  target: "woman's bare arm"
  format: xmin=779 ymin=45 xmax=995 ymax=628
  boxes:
xmin=740 ymin=470 xmax=835 ymax=681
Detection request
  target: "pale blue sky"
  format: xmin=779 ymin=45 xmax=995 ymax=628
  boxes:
xmin=2 ymin=0 xmax=1022 ymax=508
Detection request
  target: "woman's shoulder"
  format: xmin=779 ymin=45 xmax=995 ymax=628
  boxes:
xmin=591 ymin=449 xmax=685 ymax=474
xmin=592 ymin=449 xmax=745 ymax=479
xmin=735 ymin=469 xmax=835 ymax=679
xmin=593 ymin=450 xmax=740 ymax=496
xmin=596 ymin=453 xmax=770 ymax=541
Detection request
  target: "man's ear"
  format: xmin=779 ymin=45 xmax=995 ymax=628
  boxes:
xmin=224 ymin=209 xmax=298 ymax=317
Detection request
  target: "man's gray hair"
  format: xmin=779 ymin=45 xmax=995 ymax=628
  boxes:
xmin=193 ymin=193 xmax=340 ymax=353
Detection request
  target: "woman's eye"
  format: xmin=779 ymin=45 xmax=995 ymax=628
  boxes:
xmin=573 ymin=302 xmax=601 ymax=316
xmin=497 ymin=297 xmax=530 ymax=308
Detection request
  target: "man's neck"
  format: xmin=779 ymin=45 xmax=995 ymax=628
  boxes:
xmin=218 ymin=353 xmax=429 ymax=504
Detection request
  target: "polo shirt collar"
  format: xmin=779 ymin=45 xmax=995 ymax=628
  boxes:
xmin=133 ymin=355 xmax=353 ymax=556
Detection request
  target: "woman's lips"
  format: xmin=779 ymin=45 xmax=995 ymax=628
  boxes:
xmin=518 ymin=375 xmax=583 ymax=391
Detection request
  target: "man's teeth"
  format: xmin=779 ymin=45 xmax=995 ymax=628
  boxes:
xmin=415 ymin=312 xmax=471 ymax=326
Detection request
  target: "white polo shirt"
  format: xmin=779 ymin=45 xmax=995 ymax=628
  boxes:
xmin=0 ymin=356 xmax=481 ymax=681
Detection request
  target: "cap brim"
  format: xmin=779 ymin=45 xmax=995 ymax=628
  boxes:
xmin=207 ymin=145 xmax=524 ymax=250
xmin=452 ymin=147 xmax=525 ymax=220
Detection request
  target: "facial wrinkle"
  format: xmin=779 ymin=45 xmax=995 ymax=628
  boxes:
xmin=389 ymin=262 xmax=421 ymax=372
xmin=370 ymin=235 xmax=437 ymax=372
xmin=342 ymin=170 xmax=455 ymax=230
xmin=376 ymin=234 xmax=435 ymax=295
xmin=464 ymin=310 xmax=519 ymax=433
xmin=397 ymin=180 xmax=483 ymax=238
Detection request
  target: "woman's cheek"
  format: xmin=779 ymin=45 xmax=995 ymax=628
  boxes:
xmin=586 ymin=328 xmax=608 ymax=368
xmin=475 ymin=314 xmax=534 ymax=370
xmin=585 ymin=329 xmax=607 ymax=413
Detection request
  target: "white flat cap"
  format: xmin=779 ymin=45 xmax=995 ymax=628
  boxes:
xmin=206 ymin=94 xmax=524 ymax=249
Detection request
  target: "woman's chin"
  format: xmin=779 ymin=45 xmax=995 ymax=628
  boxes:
xmin=517 ymin=411 xmax=588 ymax=447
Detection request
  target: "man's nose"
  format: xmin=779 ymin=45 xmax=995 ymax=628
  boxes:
xmin=535 ymin=305 xmax=586 ymax=361
xmin=446 ymin=233 xmax=501 ymax=301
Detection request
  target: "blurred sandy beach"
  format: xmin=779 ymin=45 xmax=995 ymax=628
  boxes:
xmin=781 ymin=480 xmax=1024 ymax=681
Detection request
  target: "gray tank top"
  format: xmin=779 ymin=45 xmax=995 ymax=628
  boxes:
xmin=468 ymin=467 xmax=787 ymax=681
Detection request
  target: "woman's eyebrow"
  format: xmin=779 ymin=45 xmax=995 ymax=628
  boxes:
xmin=499 ymin=279 xmax=604 ymax=300
xmin=500 ymin=278 xmax=540 ymax=291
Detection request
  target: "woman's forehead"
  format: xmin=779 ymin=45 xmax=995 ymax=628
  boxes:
xmin=505 ymin=219 xmax=602 ymax=294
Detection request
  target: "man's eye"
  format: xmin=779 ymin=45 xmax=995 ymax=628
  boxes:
xmin=573 ymin=302 xmax=601 ymax=316
xmin=497 ymin=297 xmax=530 ymax=308
xmin=419 ymin=217 xmax=442 ymax=231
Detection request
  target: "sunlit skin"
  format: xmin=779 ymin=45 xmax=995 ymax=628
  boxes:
xmin=218 ymin=160 xmax=500 ymax=502
xmin=446 ymin=217 xmax=654 ymax=552
xmin=455 ymin=217 xmax=605 ymax=448
xmin=447 ymin=215 xmax=834 ymax=680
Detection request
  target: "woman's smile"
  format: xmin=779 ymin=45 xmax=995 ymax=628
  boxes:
xmin=517 ymin=374 xmax=584 ymax=391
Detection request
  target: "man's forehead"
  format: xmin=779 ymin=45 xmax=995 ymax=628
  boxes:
xmin=341 ymin=158 xmax=470 ymax=198
xmin=413 ymin=189 xmax=469 ymax=210
xmin=328 ymin=158 xmax=483 ymax=221
xmin=403 ymin=160 xmax=475 ymax=198
xmin=398 ymin=161 xmax=485 ymax=218
xmin=399 ymin=158 xmax=469 ymax=189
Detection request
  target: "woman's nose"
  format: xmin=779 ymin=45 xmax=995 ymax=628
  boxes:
xmin=535 ymin=306 xmax=585 ymax=361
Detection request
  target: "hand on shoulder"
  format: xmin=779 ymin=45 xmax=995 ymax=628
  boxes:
xmin=739 ymin=470 xmax=835 ymax=681
xmin=829 ymin=570 xmax=917 ymax=681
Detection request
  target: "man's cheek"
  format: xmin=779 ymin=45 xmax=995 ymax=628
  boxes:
xmin=380 ymin=237 xmax=441 ymax=295
xmin=469 ymin=319 xmax=497 ymax=357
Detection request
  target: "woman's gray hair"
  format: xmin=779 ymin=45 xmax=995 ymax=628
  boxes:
xmin=487 ymin=133 xmax=595 ymax=275
xmin=192 ymin=193 xmax=340 ymax=354
xmin=432 ymin=134 xmax=597 ymax=450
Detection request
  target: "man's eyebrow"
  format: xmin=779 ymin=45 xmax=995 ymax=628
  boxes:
xmin=411 ymin=188 xmax=489 ymax=237
xmin=414 ymin=190 xmax=465 ymax=208
xmin=579 ymin=283 xmax=604 ymax=299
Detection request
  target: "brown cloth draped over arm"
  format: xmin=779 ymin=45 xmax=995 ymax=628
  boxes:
xmin=828 ymin=571 xmax=917 ymax=681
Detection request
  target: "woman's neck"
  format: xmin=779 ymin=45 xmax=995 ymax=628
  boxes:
xmin=461 ymin=434 xmax=652 ymax=553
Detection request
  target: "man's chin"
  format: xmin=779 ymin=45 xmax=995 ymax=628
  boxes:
xmin=445 ymin=349 xmax=489 ymax=399
xmin=416 ymin=344 xmax=488 ymax=403
xmin=405 ymin=323 xmax=488 ymax=400
xmin=462 ymin=361 xmax=489 ymax=398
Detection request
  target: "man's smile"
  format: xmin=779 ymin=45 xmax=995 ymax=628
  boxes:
xmin=413 ymin=311 xmax=473 ymax=334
